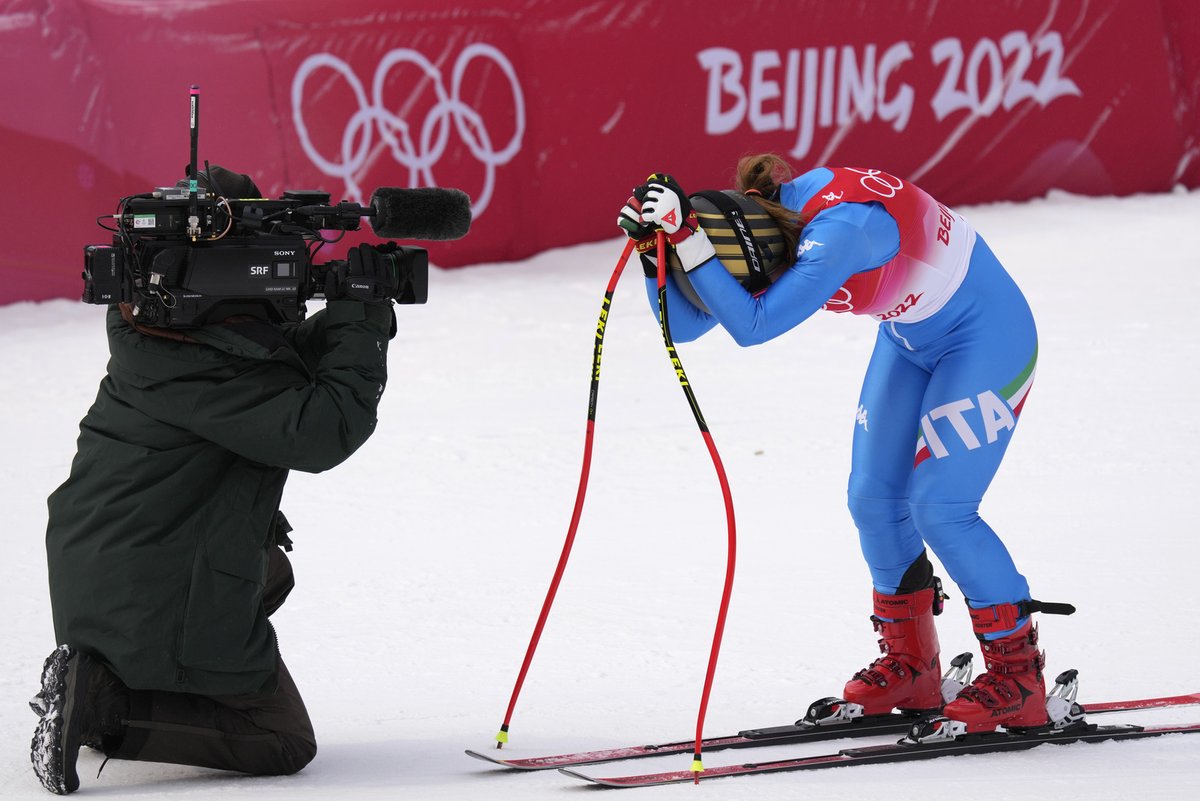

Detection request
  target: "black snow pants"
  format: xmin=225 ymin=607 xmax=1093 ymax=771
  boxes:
xmin=108 ymin=546 xmax=317 ymax=776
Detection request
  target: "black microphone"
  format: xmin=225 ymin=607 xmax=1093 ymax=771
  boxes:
xmin=367 ymin=187 xmax=472 ymax=241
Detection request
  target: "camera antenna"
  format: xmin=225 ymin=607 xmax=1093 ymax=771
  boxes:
xmin=187 ymin=85 xmax=201 ymax=240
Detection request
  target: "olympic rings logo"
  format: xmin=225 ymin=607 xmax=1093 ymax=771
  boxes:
xmin=845 ymin=168 xmax=904 ymax=199
xmin=291 ymin=44 xmax=525 ymax=218
xmin=822 ymin=286 xmax=855 ymax=313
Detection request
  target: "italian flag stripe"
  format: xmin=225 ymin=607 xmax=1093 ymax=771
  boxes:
xmin=1005 ymin=346 xmax=1038 ymax=418
xmin=913 ymin=345 xmax=1038 ymax=466
xmin=1002 ymin=343 xmax=1038 ymax=401
xmin=914 ymin=437 xmax=933 ymax=467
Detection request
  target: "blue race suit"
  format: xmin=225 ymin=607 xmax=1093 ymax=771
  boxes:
xmin=645 ymin=168 xmax=1037 ymax=633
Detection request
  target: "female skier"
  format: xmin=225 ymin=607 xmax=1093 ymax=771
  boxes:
xmin=616 ymin=156 xmax=1071 ymax=733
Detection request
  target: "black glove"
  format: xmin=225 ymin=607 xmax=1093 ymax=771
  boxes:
xmin=326 ymin=243 xmax=399 ymax=304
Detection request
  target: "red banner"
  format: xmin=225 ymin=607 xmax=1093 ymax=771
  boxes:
xmin=1 ymin=0 xmax=1196 ymax=304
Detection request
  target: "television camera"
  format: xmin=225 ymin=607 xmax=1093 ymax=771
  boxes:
xmin=81 ymin=87 xmax=471 ymax=328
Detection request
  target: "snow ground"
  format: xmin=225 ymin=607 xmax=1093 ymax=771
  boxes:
xmin=2 ymin=188 xmax=1199 ymax=799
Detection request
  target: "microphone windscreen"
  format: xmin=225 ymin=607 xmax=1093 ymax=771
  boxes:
xmin=369 ymin=187 xmax=472 ymax=241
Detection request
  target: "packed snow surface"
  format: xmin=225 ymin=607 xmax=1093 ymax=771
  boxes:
xmin=2 ymin=188 xmax=1198 ymax=798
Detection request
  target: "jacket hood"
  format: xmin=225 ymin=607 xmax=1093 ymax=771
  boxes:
xmin=105 ymin=306 xmax=305 ymax=389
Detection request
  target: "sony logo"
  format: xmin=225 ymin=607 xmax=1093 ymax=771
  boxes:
xmin=274 ymin=250 xmax=297 ymax=256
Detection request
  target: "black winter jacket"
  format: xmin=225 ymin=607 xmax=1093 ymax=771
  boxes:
xmin=46 ymin=301 xmax=394 ymax=695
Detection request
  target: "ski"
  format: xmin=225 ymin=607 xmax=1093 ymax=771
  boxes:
xmin=466 ymin=712 xmax=922 ymax=770
xmin=465 ymin=686 xmax=1200 ymax=771
xmin=560 ymin=720 xmax=1200 ymax=787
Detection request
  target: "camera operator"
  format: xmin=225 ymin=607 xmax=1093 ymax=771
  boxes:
xmin=31 ymin=167 xmax=401 ymax=795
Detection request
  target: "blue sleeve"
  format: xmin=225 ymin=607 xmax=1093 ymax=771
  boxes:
xmin=686 ymin=202 xmax=901 ymax=346
xmin=642 ymin=274 xmax=719 ymax=342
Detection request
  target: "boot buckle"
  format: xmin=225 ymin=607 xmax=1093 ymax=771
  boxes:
xmin=931 ymin=576 xmax=946 ymax=616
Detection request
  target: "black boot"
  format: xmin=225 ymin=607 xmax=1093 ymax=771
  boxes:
xmin=30 ymin=645 xmax=129 ymax=794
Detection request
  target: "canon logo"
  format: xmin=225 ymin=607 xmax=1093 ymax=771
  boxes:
xmin=275 ymin=250 xmax=297 ymax=256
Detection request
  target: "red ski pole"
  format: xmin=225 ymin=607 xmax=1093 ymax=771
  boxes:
xmin=652 ymin=231 xmax=738 ymax=784
xmin=492 ymin=238 xmax=637 ymax=748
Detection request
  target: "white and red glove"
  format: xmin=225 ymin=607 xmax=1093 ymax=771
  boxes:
xmin=636 ymin=174 xmax=715 ymax=272
xmin=617 ymin=196 xmax=656 ymax=253
xmin=616 ymin=196 xmax=662 ymax=277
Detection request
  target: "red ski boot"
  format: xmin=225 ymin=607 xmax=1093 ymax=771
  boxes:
xmin=842 ymin=580 xmax=946 ymax=716
xmin=943 ymin=604 xmax=1048 ymax=732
